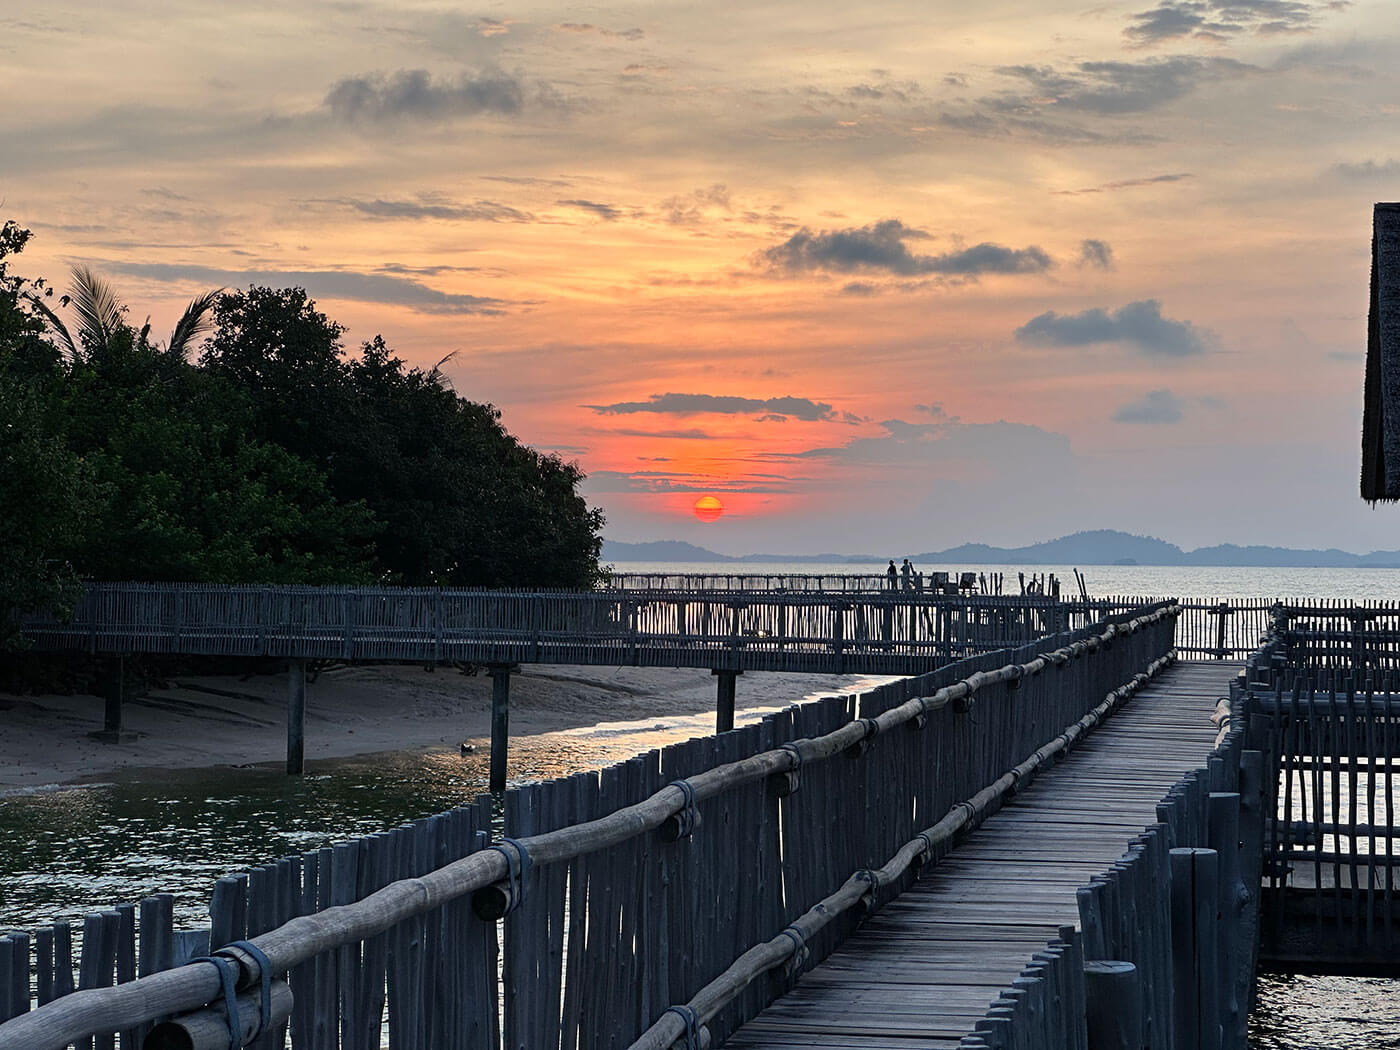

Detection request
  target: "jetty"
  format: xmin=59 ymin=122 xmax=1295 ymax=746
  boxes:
xmin=18 ymin=581 xmax=1271 ymax=788
xmin=3 ymin=593 xmax=1398 ymax=1050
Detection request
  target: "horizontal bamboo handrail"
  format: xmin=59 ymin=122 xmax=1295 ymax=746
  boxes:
xmin=626 ymin=647 xmax=1178 ymax=1050
xmin=0 ymin=604 xmax=1178 ymax=1050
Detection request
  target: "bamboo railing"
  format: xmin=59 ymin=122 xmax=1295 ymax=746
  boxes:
xmin=0 ymin=604 xmax=1178 ymax=1050
xmin=19 ymin=582 xmax=1152 ymax=675
xmin=959 ymin=663 xmax=1266 ymax=1050
xmin=1245 ymin=610 xmax=1400 ymax=970
xmin=18 ymin=582 xmax=1289 ymax=671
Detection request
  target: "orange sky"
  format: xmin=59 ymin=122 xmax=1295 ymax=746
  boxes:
xmin=5 ymin=0 xmax=1399 ymax=554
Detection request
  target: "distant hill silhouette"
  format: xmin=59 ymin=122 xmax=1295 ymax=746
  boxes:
xmin=603 ymin=530 xmax=1400 ymax=568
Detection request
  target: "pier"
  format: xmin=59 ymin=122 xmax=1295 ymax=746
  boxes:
xmin=3 ymin=597 xmax=1398 ymax=1049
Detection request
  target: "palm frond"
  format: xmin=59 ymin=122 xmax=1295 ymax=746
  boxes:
xmin=166 ymin=288 xmax=223 ymax=359
xmin=426 ymin=350 xmax=459 ymax=389
xmin=67 ymin=265 xmax=127 ymax=355
xmin=21 ymin=291 xmax=78 ymax=359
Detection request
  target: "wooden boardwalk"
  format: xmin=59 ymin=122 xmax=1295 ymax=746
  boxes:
xmin=727 ymin=660 xmax=1243 ymax=1049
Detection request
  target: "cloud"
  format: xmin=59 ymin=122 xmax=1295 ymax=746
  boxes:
xmin=1078 ymin=239 xmax=1115 ymax=269
xmin=99 ymin=262 xmax=509 ymax=315
xmin=1014 ymin=300 xmax=1212 ymax=356
xmin=584 ymin=469 xmax=794 ymax=494
xmin=994 ymin=57 xmax=1254 ymax=115
xmin=1113 ymin=389 xmax=1186 ymax=423
xmin=660 ymin=185 xmax=732 ymax=225
xmin=328 ymin=197 xmax=534 ymax=222
xmin=558 ymin=199 xmax=621 ymax=220
xmin=760 ymin=220 xmax=1052 ymax=278
xmin=587 ymin=392 xmax=837 ymax=422
xmin=780 ymin=418 xmax=1074 ymax=476
xmin=551 ymin=22 xmax=644 ymax=39
xmin=325 ymin=69 xmax=525 ymax=123
xmin=1333 ymin=159 xmax=1400 ymax=179
xmin=1053 ymin=173 xmax=1193 ymax=196
xmin=1125 ymin=1 xmax=1332 ymax=46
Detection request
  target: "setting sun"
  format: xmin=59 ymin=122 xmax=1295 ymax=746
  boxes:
xmin=693 ymin=495 xmax=724 ymax=523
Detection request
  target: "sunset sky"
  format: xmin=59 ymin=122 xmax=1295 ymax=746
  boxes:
xmin=5 ymin=0 xmax=1399 ymax=555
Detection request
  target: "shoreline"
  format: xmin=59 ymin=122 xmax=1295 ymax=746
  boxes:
xmin=0 ymin=662 xmax=884 ymax=792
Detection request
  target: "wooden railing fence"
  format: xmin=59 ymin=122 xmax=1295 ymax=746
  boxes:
xmin=1244 ymin=608 xmax=1400 ymax=971
xmin=958 ymin=669 xmax=1266 ymax=1050
xmin=19 ymin=583 xmax=1156 ymax=675
xmin=19 ymin=583 xmax=1289 ymax=669
xmin=0 ymin=604 xmax=1178 ymax=1050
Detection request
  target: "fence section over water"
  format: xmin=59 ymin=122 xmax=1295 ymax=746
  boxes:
xmin=21 ymin=582 xmax=1293 ymax=671
xmin=1245 ymin=608 xmax=1400 ymax=973
xmin=0 ymin=604 xmax=1177 ymax=1050
xmin=22 ymin=583 xmax=1153 ymax=675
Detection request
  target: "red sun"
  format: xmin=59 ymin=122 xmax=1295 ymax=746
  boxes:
xmin=693 ymin=495 xmax=724 ymax=523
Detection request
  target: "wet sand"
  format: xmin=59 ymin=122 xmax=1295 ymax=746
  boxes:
xmin=0 ymin=663 xmax=881 ymax=790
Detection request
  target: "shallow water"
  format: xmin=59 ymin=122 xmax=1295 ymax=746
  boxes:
xmin=1250 ymin=973 xmax=1400 ymax=1048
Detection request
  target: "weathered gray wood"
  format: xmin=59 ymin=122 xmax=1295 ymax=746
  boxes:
xmin=714 ymin=668 xmax=741 ymax=733
xmin=488 ymin=664 xmax=513 ymax=792
xmin=144 ymin=979 xmax=293 ymax=1050
xmin=287 ymin=659 xmax=306 ymax=775
xmin=1083 ymin=961 xmax=1140 ymax=1050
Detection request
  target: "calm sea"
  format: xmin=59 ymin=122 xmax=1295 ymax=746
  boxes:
xmin=609 ymin=560 xmax=1400 ymax=603
xmin=2 ymin=562 xmax=1394 ymax=1044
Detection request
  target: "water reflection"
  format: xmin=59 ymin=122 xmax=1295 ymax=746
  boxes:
xmin=1251 ymin=973 xmax=1400 ymax=1048
xmin=0 ymin=748 xmax=502 ymax=931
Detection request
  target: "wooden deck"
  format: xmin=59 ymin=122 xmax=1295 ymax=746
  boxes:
xmin=726 ymin=660 xmax=1243 ymax=1049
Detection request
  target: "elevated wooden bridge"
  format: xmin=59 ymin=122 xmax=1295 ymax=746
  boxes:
xmin=7 ymin=597 xmax=1393 ymax=1050
xmin=726 ymin=659 xmax=1245 ymax=1050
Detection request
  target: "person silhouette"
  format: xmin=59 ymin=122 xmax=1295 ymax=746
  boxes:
xmin=886 ymin=560 xmax=898 ymax=590
xmin=901 ymin=558 xmax=914 ymax=590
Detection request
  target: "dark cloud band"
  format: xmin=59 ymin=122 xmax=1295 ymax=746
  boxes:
xmin=587 ymin=392 xmax=837 ymax=421
xmin=1014 ymin=299 xmax=1211 ymax=356
xmin=761 ymin=220 xmax=1051 ymax=277
xmin=99 ymin=261 xmax=508 ymax=315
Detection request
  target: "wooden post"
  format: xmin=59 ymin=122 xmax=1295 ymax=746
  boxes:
xmin=1207 ymin=792 xmax=1243 ymax=1043
xmin=287 ymin=659 xmax=306 ymax=775
xmin=89 ymin=656 xmax=137 ymax=743
xmin=1170 ymin=846 xmax=1221 ymax=1050
xmin=488 ymin=664 xmax=516 ymax=792
xmin=713 ymin=669 xmax=741 ymax=733
xmin=1083 ymin=960 xmax=1142 ymax=1050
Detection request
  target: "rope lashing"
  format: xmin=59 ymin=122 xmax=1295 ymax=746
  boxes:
xmin=913 ymin=831 xmax=935 ymax=865
xmin=847 ymin=717 xmax=881 ymax=757
xmin=776 ymin=743 xmax=803 ymax=795
xmin=666 ymin=779 xmax=701 ymax=840
xmin=663 ymin=1004 xmax=702 ymax=1050
xmin=778 ymin=742 xmax=803 ymax=773
xmin=222 ymin=940 xmax=274 ymax=1034
xmin=482 ymin=837 xmax=532 ymax=916
xmin=777 ymin=924 xmax=810 ymax=973
xmin=189 ymin=954 xmax=242 ymax=1050
xmin=855 ymin=868 xmax=882 ymax=912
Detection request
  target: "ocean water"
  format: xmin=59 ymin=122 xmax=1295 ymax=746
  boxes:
xmin=3 ymin=562 xmax=1396 ymax=1044
xmin=609 ymin=560 xmax=1400 ymax=603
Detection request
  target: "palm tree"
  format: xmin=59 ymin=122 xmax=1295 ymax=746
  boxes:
xmin=26 ymin=266 xmax=221 ymax=362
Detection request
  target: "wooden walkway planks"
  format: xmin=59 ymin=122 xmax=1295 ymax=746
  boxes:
xmin=726 ymin=660 xmax=1243 ymax=1050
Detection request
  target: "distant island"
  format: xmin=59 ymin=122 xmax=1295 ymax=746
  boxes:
xmin=602 ymin=530 xmax=1400 ymax=569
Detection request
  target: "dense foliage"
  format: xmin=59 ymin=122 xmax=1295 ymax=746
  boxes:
xmin=0 ymin=222 xmax=604 ymax=645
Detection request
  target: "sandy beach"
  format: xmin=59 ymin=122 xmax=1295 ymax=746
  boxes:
xmin=0 ymin=663 xmax=881 ymax=791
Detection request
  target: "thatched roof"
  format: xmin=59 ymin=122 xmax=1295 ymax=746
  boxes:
xmin=1362 ymin=203 xmax=1400 ymax=501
